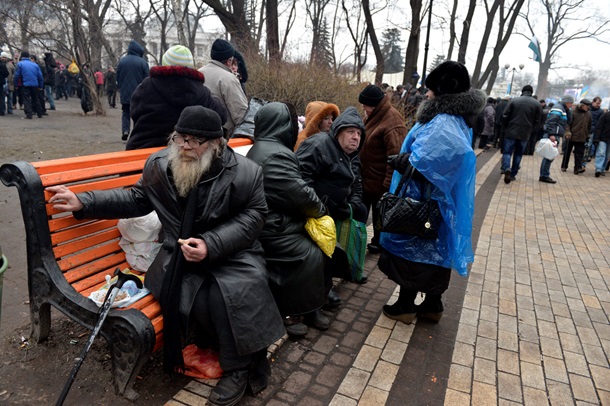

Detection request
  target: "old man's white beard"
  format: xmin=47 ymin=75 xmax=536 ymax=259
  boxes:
xmin=168 ymin=142 xmax=219 ymax=197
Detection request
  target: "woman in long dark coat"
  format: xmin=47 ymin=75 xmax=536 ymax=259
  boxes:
xmin=247 ymin=102 xmax=329 ymax=336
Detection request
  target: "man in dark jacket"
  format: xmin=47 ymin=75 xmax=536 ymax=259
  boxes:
xmin=0 ymin=52 xmax=8 ymax=116
xmin=104 ymin=66 xmax=117 ymax=108
xmin=117 ymin=40 xmax=149 ymax=141
xmin=47 ymin=106 xmax=285 ymax=406
xmin=540 ymin=94 xmax=574 ymax=183
xmin=561 ymin=99 xmax=591 ymax=174
xmin=501 ymin=85 xmax=542 ymax=184
xmin=493 ymin=96 xmax=510 ymax=149
xmin=126 ymin=45 xmax=227 ymax=150
xmin=593 ymin=109 xmax=610 ymax=177
xmin=43 ymin=52 xmax=57 ymax=110
xmin=13 ymin=51 xmax=44 ymax=119
xmin=584 ymin=96 xmax=604 ymax=165
xmin=247 ymin=102 xmax=329 ymax=337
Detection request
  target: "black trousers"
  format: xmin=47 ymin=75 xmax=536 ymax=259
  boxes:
xmin=561 ymin=141 xmax=585 ymax=171
xmin=363 ymin=192 xmax=382 ymax=246
xmin=22 ymin=86 xmax=43 ymax=117
xmin=191 ymin=277 xmax=252 ymax=372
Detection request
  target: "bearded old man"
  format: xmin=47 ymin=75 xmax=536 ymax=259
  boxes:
xmin=47 ymin=106 xmax=285 ymax=406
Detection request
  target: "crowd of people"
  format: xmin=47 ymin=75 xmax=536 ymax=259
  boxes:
xmin=5 ymin=37 xmax=606 ymax=405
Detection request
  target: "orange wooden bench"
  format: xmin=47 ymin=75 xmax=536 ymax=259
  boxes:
xmin=0 ymin=138 xmax=253 ymax=400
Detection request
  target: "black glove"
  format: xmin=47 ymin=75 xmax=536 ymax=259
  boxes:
xmin=387 ymin=153 xmax=411 ymax=175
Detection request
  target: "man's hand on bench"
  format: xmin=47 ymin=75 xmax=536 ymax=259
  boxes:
xmin=178 ymin=237 xmax=208 ymax=262
xmin=46 ymin=185 xmax=84 ymax=212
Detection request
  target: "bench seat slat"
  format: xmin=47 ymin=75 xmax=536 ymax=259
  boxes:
xmin=65 ymin=253 xmax=126 ymax=286
xmin=51 ymin=219 xmax=118 ymax=244
xmin=53 ymin=229 xmax=122 ymax=258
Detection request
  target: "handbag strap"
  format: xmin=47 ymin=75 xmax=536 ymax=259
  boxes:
xmin=395 ymin=165 xmax=417 ymax=196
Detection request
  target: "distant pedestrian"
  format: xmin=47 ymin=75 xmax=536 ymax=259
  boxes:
xmin=539 ymin=95 xmax=574 ymax=184
xmin=0 ymin=52 xmax=8 ymax=115
xmin=116 ymin=40 xmax=149 ymax=141
xmin=43 ymin=52 xmax=57 ymax=110
xmin=593 ymin=110 xmax=610 ymax=177
xmin=104 ymin=66 xmax=117 ymax=108
xmin=478 ymin=97 xmax=496 ymax=150
xmin=501 ymin=85 xmax=542 ymax=184
xmin=13 ymin=51 xmax=44 ymax=119
xmin=94 ymin=68 xmax=104 ymax=96
xmin=561 ymin=99 xmax=591 ymax=174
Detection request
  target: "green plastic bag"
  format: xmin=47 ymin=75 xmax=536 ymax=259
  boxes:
xmin=335 ymin=205 xmax=367 ymax=281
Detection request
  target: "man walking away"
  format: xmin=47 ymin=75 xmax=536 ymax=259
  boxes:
xmin=593 ymin=109 xmax=610 ymax=177
xmin=540 ymin=95 xmax=574 ymax=184
xmin=104 ymin=66 xmax=117 ymax=108
xmin=561 ymin=99 xmax=591 ymax=174
xmin=478 ymin=97 xmax=496 ymax=150
xmin=501 ymin=85 xmax=542 ymax=184
xmin=43 ymin=52 xmax=56 ymax=110
xmin=0 ymin=52 xmax=8 ymax=116
xmin=117 ymin=40 xmax=149 ymax=141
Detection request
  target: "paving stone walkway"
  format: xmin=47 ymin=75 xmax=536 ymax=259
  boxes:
xmin=167 ymin=149 xmax=610 ymax=405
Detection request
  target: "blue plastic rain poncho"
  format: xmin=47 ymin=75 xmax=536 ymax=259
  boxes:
xmin=379 ymin=114 xmax=476 ymax=276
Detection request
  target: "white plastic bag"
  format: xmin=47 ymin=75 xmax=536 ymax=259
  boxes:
xmin=535 ymin=138 xmax=559 ymax=161
xmin=117 ymin=212 xmax=162 ymax=272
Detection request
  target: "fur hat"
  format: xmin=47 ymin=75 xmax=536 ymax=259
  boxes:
xmin=162 ymin=45 xmax=194 ymax=68
xmin=0 ymin=51 xmax=10 ymax=59
xmin=521 ymin=85 xmax=534 ymax=94
xmin=359 ymin=84 xmax=385 ymax=107
xmin=211 ymin=39 xmax=235 ymax=62
xmin=561 ymin=95 xmax=575 ymax=104
xmin=425 ymin=61 xmax=470 ymax=96
xmin=174 ymin=106 xmax=224 ymax=139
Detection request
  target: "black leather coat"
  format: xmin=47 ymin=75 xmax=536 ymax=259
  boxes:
xmin=246 ymin=102 xmax=326 ymax=316
xmin=75 ymin=147 xmax=285 ymax=356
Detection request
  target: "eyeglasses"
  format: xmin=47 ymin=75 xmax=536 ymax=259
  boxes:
xmin=172 ymin=134 xmax=209 ymax=148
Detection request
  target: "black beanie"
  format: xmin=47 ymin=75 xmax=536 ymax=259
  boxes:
xmin=425 ymin=61 xmax=470 ymax=96
xmin=20 ymin=51 xmax=30 ymax=59
xmin=359 ymin=84 xmax=385 ymax=106
xmin=522 ymin=85 xmax=534 ymax=94
xmin=174 ymin=106 xmax=224 ymax=139
xmin=211 ymin=39 xmax=235 ymax=62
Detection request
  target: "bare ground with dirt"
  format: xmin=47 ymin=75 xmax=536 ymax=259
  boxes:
xmin=0 ymin=97 xmax=189 ymax=405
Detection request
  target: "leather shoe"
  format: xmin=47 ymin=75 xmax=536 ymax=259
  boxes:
xmin=383 ymin=302 xmax=416 ymax=324
xmin=539 ymin=176 xmax=557 ymax=184
xmin=324 ymin=290 xmax=341 ymax=310
xmin=503 ymin=170 xmax=512 ymax=184
xmin=121 ymin=132 xmax=129 ymax=141
xmin=367 ymin=243 xmax=381 ymax=254
xmin=208 ymin=369 xmax=249 ymax=406
xmin=304 ymin=309 xmax=330 ymax=330
xmin=349 ymin=275 xmax=368 ymax=284
xmin=284 ymin=316 xmax=308 ymax=337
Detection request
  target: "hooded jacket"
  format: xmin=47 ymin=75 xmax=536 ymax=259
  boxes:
xmin=14 ymin=57 xmax=43 ymax=88
xmin=246 ymin=102 xmax=326 ymax=315
xmin=501 ymin=91 xmax=543 ymax=141
xmin=126 ymin=65 xmax=228 ymax=150
xmin=359 ymin=96 xmax=407 ymax=199
xmin=295 ymin=101 xmax=340 ymax=151
xmin=116 ymin=40 xmax=149 ymax=104
xmin=296 ymin=106 xmax=365 ymax=220
xmin=74 ymin=146 xmax=285 ymax=357
xmin=381 ymin=89 xmax=486 ymax=276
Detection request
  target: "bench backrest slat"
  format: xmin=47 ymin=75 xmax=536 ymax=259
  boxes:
xmin=58 ymin=240 xmax=123 ymax=271
xmin=50 ymin=219 xmax=119 ymax=245
xmin=65 ymin=253 xmax=127 ymax=285
xmin=53 ymin=229 xmax=122 ymax=258
xmin=40 ymin=161 xmax=148 ymax=187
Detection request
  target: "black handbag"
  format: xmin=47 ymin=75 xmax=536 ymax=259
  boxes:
xmin=377 ymin=166 xmax=441 ymax=239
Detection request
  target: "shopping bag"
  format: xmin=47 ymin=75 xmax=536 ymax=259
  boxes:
xmin=182 ymin=345 xmax=223 ymax=379
xmin=535 ymin=138 xmax=559 ymax=161
xmin=335 ymin=205 xmax=367 ymax=281
xmin=305 ymin=215 xmax=336 ymax=257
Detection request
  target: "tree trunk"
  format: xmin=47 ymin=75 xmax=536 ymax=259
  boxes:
xmin=446 ymin=0 xmax=458 ymax=60
xmin=362 ymin=0 xmax=383 ymax=84
xmin=201 ymin=0 xmax=255 ymax=51
xmin=456 ymin=0 xmax=476 ymax=64
xmin=172 ymin=0 xmax=188 ymax=46
xmin=266 ymin=0 xmax=280 ymax=62
xmin=403 ymin=0 xmax=422 ymax=86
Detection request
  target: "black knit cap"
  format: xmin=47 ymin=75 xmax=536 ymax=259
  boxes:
xmin=522 ymin=85 xmax=534 ymax=93
xmin=425 ymin=61 xmax=470 ymax=96
xmin=211 ymin=39 xmax=235 ymax=62
xmin=174 ymin=106 xmax=224 ymax=139
xmin=20 ymin=51 xmax=30 ymax=59
xmin=359 ymin=84 xmax=385 ymax=106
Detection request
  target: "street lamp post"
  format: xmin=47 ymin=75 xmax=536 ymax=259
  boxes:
xmin=504 ymin=63 xmax=525 ymax=96
xmin=421 ymin=0 xmax=434 ymax=86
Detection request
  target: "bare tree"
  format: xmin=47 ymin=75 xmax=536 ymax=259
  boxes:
xmin=403 ymin=0 xmax=424 ymax=86
xmin=184 ymin=0 xmax=213 ymax=50
xmin=278 ymin=0 xmax=297 ymax=61
xmin=149 ymin=0 xmax=172 ymax=63
xmin=521 ymin=0 xmax=610 ymax=98
xmin=341 ymin=0 xmax=368 ymax=81
xmin=456 ymin=0 xmax=476 ymax=64
xmin=200 ymin=0 xmax=255 ymax=51
xmin=446 ymin=0 xmax=458 ymax=60
xmin=305 ymin=0 xmax=331 ymax=66
xmin=266 ymin=0 xmax=280 ymax=62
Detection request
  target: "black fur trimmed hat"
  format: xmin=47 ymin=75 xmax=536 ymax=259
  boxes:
xmin=211 ymin=39 xmax=235 ymax=62
xmin=359 ymin=84 xmax=385 ymax=106
xmin=425 ymin=61 xmax=470 ymax=96
xmin=174 ymin=106 xmax=224 ymax=139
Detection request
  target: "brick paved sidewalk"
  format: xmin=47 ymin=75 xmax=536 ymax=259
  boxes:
xmin=167 ymin=149 xmax=610 ymax=405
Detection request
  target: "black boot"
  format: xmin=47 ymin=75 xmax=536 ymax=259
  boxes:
xmin=383 ymin=288 xmax=417 ymax=324
xmin=304 ymin=309 xmax=330 ymax=330
xmin=208 ymin=369 xmax=249 ymax=406
xmin=416 ymin=294 xmax=444 ymax=322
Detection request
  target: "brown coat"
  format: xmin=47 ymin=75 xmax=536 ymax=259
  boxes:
xmin=567 ymin=105 xmax=592 ymax=143
xmin=295 ymin=101 xmax=340 ymax=151
xmin=359 ymin=96 xmax=407 ymax=199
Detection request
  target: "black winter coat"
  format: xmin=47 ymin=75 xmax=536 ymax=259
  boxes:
xmin=593 ymin=111 xmax=610 ymax=144
xmin=501 ymin=91 xmax=542 ymax=141
xmin=126 ymin=65 xmax=228 ymax=150
xmin=296 ymin=106 xmax=365 ymax=221
xmin=116 ymin=40 xmax=149 ymax=104
xmin=246 ymin=102 xmax=326 ymax=316
xmin=75 ymin=147 xmax=285 ymax=356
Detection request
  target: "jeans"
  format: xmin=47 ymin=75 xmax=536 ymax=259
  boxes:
xmin=595 ymin=141 xmax=609 ymax=173
xmin=45 ymin=86 xmax=55 ymax=109
xmin=501 ymin=138 xmax=528 ymax=177
xmin=540 ymin=158 xmax=553 ymax=178
xmin=121 ymin=103 xmax=131 ymax=135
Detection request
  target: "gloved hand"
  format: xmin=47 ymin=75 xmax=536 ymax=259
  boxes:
xmin=387 ymin=153 xmax=411 ymax=174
